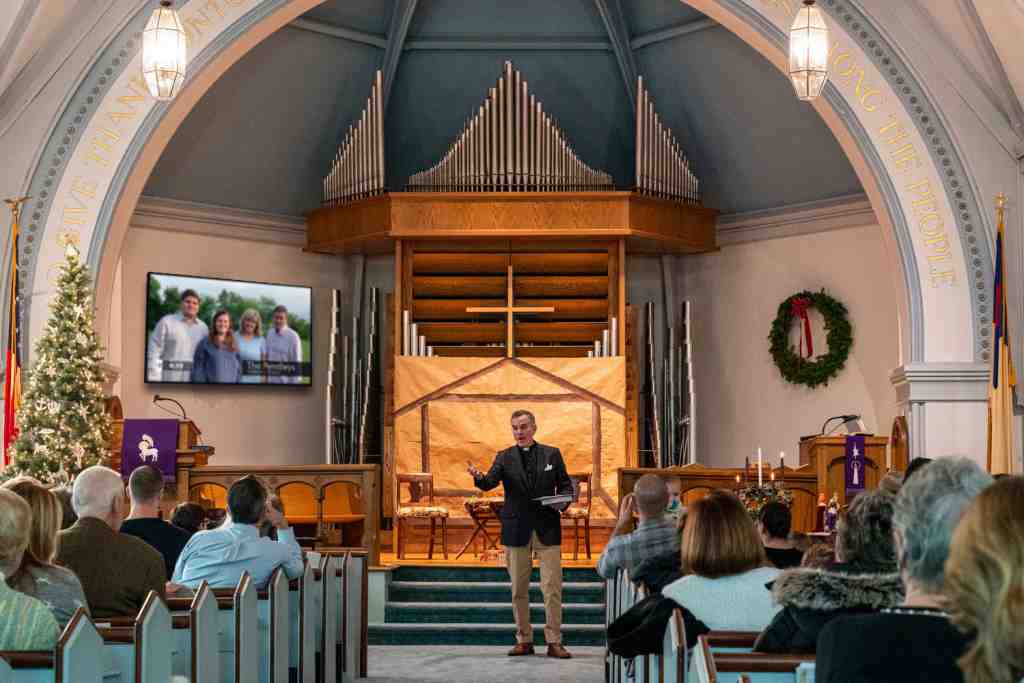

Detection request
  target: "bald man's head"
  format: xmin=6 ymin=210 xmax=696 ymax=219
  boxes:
xmin=634 ymin=474 xmax=669 ymax=519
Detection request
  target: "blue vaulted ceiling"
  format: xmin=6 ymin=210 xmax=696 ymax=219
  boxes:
xmin=143 ymin=0 xmax=862 ymax=217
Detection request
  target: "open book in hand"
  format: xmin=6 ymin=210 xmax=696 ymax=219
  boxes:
xmin=534 ymin=493 xmax=574 ymax=507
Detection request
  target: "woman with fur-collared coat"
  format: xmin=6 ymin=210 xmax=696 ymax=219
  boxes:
xmin=754 ymin=489 xmax=902 ymax=654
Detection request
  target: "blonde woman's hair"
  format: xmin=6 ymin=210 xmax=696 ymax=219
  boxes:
xmin=946 ymin=476 xmax=1024 ymax=683
xmin=239 ymin=308 xmax=263 ymax=337
xmin=0 ymin=488 xmax=31 ymax=577
xmin=1 ymin=477 xmax=61 ymax=583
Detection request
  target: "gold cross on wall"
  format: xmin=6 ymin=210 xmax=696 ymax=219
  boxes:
xmin=466 ymin=265 xmax=554 ymax=358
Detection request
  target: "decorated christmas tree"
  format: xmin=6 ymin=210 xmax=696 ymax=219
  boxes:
xmin=3 ymin=243 xmax=111 ymax=484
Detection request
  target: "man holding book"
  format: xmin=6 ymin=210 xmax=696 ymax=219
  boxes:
xmin=467 ymin=409 xmax=575 ymax=659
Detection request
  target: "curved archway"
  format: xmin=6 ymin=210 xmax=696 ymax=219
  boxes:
xmin=8 ymin=0 xmax=986 ymax=376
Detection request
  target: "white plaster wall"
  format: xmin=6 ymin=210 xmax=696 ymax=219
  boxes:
xmin=118 ymin=225 xmax=344 ymax=466
xmin=683 ymin=223 xmax=900 ymax=468
xmin=924 ymin=402 xmax=988 ymax=467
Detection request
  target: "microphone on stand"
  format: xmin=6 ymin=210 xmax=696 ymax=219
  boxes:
xmin=820 ymin=414 xmax=861 ymax=436
xmin=153 ymin=394 xmax=187 ymax=421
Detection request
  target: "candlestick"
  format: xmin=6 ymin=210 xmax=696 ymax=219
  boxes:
xmin=757 ymin=447 xmax=763 ymax=487
xmin=734 ymin=473 xmax=741 ymax=492
xmin=744 ymin=456 xmax=750 ymax=484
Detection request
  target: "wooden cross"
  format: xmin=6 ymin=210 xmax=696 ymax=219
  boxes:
xmin=466 ymin=265 xmax=554 ymax=358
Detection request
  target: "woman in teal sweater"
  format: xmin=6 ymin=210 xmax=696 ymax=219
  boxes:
xmin=0 ymin=489 xmax=59 ymax=650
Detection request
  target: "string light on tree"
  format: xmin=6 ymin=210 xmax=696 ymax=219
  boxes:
xmin=142 ymin=0 xmax=187 ymax=101
xmin=789 ymin=0 xmax=830 ymax=101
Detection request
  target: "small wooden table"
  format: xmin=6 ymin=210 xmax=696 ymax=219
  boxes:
xmin=456 ymin=498 xmax=504 ymax=559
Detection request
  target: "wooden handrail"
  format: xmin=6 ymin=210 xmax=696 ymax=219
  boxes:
xmin=712 ymin=653 xmax=815 ymax=672
xmin=0 ymin=651 xmax=54 ymax=668
xmin=94 ymin=617 xmax=136 ymax=628
xmin=704 ymin=631 xmax=760 ymax=647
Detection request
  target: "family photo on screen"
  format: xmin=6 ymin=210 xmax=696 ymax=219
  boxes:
xmin=145 ymin=273 xmax=313 ymax=385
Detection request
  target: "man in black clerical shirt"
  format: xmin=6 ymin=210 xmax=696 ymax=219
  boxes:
xmin=120 ymin=464 xmax=191 ymax=580
xmin=467 ymin=410 xmax=575 ymax=659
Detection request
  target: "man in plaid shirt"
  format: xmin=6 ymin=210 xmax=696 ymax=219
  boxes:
xmin=597 ymin=474 xmax=681 ymax=579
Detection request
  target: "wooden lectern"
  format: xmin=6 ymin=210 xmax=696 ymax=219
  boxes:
xmin=108 ymin=418 xmax=214 ymax=502
xmin=799 ymin=435 xmax=887 ymax=508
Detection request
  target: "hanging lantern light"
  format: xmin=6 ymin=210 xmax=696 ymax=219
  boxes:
xmin=789 ymin=0 xmax=829 ymax=101
xmin=142 ymin=0 xmax=187 ymax=101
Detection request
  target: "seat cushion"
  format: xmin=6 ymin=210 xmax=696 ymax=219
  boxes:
xmin=564 ymin=506 xmax=590 ymax=519
xmin=397 ymin=506 xmax=449 ymax=518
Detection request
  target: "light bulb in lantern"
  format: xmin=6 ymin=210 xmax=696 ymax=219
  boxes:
xmin=789 ymin=0 xmax=829 ymax=101
xmin=142 ymin=1 xmax=187 ymax=101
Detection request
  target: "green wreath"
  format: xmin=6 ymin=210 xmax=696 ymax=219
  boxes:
xmin=769 ymin=290 xmax=852 ymax=388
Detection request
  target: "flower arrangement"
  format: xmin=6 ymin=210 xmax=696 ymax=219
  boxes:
xmin=737 ymin=484 xmax=794 ymax=519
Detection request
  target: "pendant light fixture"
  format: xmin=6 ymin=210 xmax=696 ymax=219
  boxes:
xmin=789 ymin=0 xmax=830 ymax=101
xmin=142 ymin=0 xmax=187 ymax=101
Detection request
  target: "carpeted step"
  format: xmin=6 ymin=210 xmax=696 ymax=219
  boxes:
xmin=388 ymin=580 xmax=604 ymax=604
xmin=386 ymin=601 xmax=605 ymax=624
xmin=368 ymin=622 xmax=606 ymax=646
xmin=390 ymin=565 xmax=601 ymax=583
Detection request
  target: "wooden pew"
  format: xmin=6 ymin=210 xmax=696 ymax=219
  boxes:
xmin=256 ymin=567 xmax=290 ymax=683
xmin=692 ymin=633 xmax=815 ymax=683
xmin=306 ymin=553 xmax=341 ymax=683
xmin=94 ymin=591 xmax=173 ymax=683
xmin=632 ymin=607 xmax=686 ymax=683
xmin=166 ymin=582 xmax=219 ymax=683
xmin=0 ymin=608 xmax=103 ymax=683
xmin=204 ymin=573 xmax=260 ymax=683
xmin=288 ymin=561 xmax=316 ymax=683
xmin=321 ymin=549 xmax=367 ymax=681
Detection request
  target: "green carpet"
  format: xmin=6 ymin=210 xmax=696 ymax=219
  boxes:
xmin=369 ymin=565 xmax=607 ymax=646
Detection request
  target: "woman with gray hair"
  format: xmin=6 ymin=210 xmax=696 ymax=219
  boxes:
xmin=755 ymin=488 xmax=903 ymax=653
xmin=0 ymin=488 xmax=60 ymax=650
xmin=816 ymin=456 xmax=993 ymax=683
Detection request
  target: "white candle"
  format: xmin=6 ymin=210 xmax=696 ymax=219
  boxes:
xmin=758 ymin=447 xmax=763 ymax=486
xmin=780 ymin=451 xmax=785 ymax=471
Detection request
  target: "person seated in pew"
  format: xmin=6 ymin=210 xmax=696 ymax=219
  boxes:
xmin=816 ymin=457 xmax=992 ymax=683
xmin=170 ymin=502 xmax=207 ymax=537
xmin=758 ymin=502 xmax=804 ymax=569
xmin=56 ymin=465 xmax=167 ymax=618
xmin=597 ymin=474 xmax=681 ymax=590
xmin=120 ymin=465 xmax=191 ymax=580
xmin=662 ymin=490 xmax=781 ymax=631
xmin=755 ymin=488 xmax=901 ymax=653
xmin=945 ymin=475 xmax=1024 ymax=683
xmin=0 ymin=489 xmax=60 ymax=650
xmin=172 ymin=475 xmax=303 ymax=589
xmin=2 ymin=477 xmax=89 ymax=626
xmin=258 ymin=494 xmax=285 ymax=541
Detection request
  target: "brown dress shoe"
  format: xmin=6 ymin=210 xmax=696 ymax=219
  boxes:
xmin=507 ymin=643 xmax=535 ymax=656
xmin=546 ymin=643 xmax=572 ymax=659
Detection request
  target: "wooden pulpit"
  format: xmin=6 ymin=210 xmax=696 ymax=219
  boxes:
xmin=798 ymin=435 xmax=888 ymax=508
xmin=108 ymin=418 xmax=214 ymax=501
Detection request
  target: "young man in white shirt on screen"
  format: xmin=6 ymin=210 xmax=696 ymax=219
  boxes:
xmin=264 ymin=305 xmax=302 ymax=384
xmin=147 ymin=289 xmax=208 ymax=383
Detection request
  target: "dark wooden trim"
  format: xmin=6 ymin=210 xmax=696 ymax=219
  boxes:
xmin=0 ymin=651 xmax=55 ymax=668
xmin=393 ymin=358 xmax=508 ymax=416
xmin=712 ymin=653 xmax=816 ymax=672
xmin=510 ymin=358 xmax=625 ymax=414
xmin=704 ymin=631 xmax=759 ymax=647
xmin=421 ymin=404 xmax=430 ymax=472
xmin=98 ymin=627 xmax=134 ymax=644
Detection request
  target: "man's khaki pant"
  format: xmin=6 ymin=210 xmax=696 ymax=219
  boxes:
xmin=505 ymin=532 xmax=562 ymax=645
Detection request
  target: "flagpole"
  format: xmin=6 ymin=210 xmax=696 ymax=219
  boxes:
xmin=2 ymin=196 xmax=29 ymax=467
xmin=987 ymin=192 xmax=1016 ymax=474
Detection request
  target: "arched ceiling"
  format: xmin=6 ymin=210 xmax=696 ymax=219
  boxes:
xmin=142 ymin=0 xmax=864 ymax=217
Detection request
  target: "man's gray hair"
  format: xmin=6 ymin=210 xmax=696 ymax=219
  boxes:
xmin=893 ymin=456 xmax=992 ymax=592
xmin=510 ymin=409 xmax=536 ymax=426
xmin=72 ymin=465 xmax=125 ymax=520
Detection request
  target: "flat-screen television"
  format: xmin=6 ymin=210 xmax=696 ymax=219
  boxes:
xmin=145 ymin=273 xmax=312 ymax=386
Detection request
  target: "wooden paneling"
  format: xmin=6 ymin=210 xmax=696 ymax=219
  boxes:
xmin=413 ymin=253 xmax=508 ymax=274
xmin=510 ymin=252 xmax=607 ymax=274
xmin=515 ymin=276 xmax=608 ymax=297
xmin=516 ymin=322 xmax=605 ymax=342
xmin=306 ymin=192 xmax=717 ymax=254
xmin=414 ymin=298 xmax=608 ymax=321
xmin=417 ymin=322 xmax=505 ymax=343
xmin=415 ymin=322 xmax=605 ymax=344
xmin=413 ymin=276 xmax=506 ymax=297
xmin=430 ymin=345 xmax=594 ymax=358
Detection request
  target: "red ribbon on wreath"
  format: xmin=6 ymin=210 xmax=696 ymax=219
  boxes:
xmin=790 ymin=296 xmax=814 ymax=358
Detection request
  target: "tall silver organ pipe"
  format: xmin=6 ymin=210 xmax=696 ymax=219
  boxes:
xmin=635 ymin=75 xmax=700 ymax=205
xmin=322 ymin=71 xmax=386 ymax=206
xmin=408 ymin=61 xmax=613 ymax=192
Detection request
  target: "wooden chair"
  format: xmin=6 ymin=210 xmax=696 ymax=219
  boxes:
xmin=395 ymin=473 xmax=448 ymax=559
xmin=563 ymin=472 xmax=592 ymax=559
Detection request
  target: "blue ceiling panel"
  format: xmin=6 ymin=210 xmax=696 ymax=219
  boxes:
xmin=303 ymin=0 xmax=392 ymax=37
xmin=143 ymin=26 xmax=381 ymax=216
xmin=408 ymin=0 xmax=609 ymax=38
xmin=385 ymin=51 xmax=633 ymax=190
xmin=625 ymin=0 xmax=707 ymax=37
